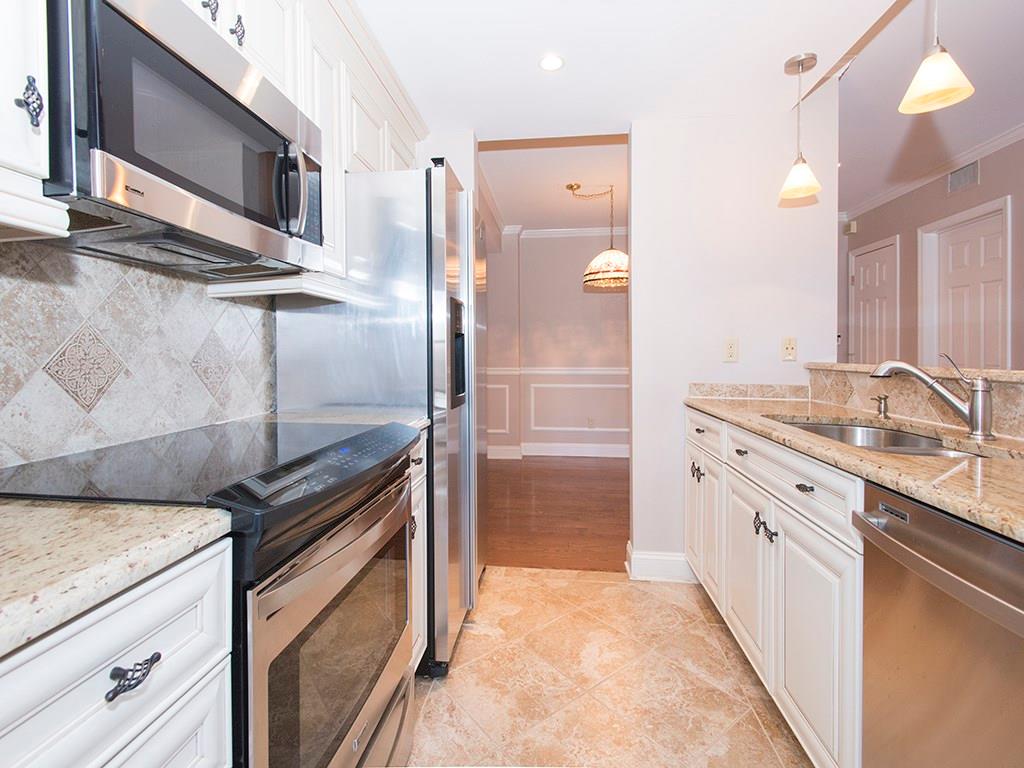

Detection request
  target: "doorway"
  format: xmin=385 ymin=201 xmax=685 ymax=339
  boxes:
xmin=848 ymin=236 xmax=900 ymax=363
xmin=476 ymin=134 xmax=631 ymax=572
xmin=918 ymin=197 xmax=1013 ymax=368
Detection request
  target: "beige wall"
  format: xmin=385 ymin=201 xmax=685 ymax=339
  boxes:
xmin=629 ymin=79 xmax=839 ymax=580
xmin=848 ymin=136 xmax=1024 ymax=366
xmin=486 ymin=230 xmax=630 ymax=457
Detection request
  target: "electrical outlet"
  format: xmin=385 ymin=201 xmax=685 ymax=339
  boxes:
xmin=782 ymin=337 xmax=798 ymax=361
xmin=724 ymin=337 xmax=739 ymax=363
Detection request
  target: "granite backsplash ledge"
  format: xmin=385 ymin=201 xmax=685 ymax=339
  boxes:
xmin=808 ymin=364 xmax=1024 ymax=440
xmin=0 ymin=240 xmax=276 ymax=466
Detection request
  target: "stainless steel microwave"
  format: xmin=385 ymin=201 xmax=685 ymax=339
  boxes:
xmin=45 ymin=0 xmax=324 ymax=279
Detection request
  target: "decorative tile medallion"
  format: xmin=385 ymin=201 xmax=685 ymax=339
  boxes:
xmin=43 ymin=324 xmax=124 ymax=412
xmin=190 ymin=332 xmax=233 ymax=396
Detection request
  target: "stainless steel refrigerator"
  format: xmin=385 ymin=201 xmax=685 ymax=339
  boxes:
xmin=274 ymin=160 xmax=479 ymax=675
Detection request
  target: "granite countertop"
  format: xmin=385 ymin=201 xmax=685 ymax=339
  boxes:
xmin=272 ymin=406 xmax=430 ymax=431
xmin=685 ymin=397 xmax=1024 ymax=544
xmin=0 ymin=500 xmax=230 ymax=659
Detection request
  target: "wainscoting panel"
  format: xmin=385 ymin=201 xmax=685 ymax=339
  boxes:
xmin=484 ymin=367 xmax=630 ymax=459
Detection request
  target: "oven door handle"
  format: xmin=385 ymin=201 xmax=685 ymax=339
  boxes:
xmin=256 ymin=480 xmax=410 ymax=620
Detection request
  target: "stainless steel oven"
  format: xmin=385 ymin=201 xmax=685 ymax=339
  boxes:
xmin=246 ymin=474 xmax=414 ymax=768
xmin=45 ymin=0 xmax=323 ymax=279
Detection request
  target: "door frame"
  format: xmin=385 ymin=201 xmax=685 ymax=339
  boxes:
xmin=916 ymin=196 xmax=1013 ymax=367
xmin=848 ymin=235 xmax=901 ymax=362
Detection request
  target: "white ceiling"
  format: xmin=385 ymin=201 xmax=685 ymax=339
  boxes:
xmin=354 ymin=0 xmax=894 ymax=140
xmin=479 ymin=144 xmax=628 ymax=230
xmin=839 ymin=0 xmax=1024 ymax=214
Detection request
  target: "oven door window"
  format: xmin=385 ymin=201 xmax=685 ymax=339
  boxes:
xmin=93 ymin=2 xmax=286 ymax=230
xmin=267 ymin=526 xmax=409 ymax=768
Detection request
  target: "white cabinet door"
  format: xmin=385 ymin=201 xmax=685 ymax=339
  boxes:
xmin=723 ymin=469 xmax=772 ymax=684
xmin=0 ymin=0 xmax=49 ymax=180
xmin=224 ymin=0 xmax=300 ymax=100
xmin=699 ymin=454 xmax=724 ymax=609
xmin=348 ymin=79 xmax=386 ymax=173
xmin=684 ymin=442 xmax=703 ymax=579
xmin=182 ymin=0 xmax=223 ymax=32
xmin=773 ymin=502 xmax=861 ymax=768
xmin=387 ymin=127 xmax=415 ymax=171
xmin=107 ymin=659 xmax=231 ymax=768
xmin=411 ymin=474 xmax=428 ymax=668
xmin=299 ymin=0 xmax=347 ymax=277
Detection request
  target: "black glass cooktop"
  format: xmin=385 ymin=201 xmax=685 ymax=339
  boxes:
xmin=0 ymin=417 xmax=387 ymax=506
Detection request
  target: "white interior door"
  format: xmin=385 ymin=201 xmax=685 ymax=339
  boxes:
xmin=936 ymin=212 xmax=1008 ymax=368
xmin=849 ymin=238 xmax=899 ymax=364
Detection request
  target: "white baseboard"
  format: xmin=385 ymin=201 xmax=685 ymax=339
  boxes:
xmin=487 ymin=445 xmax=523 ymax=460
xmin=626 ymin=541 xmax=698 ymax=583
xmin=521 ymin=442 xmax=629 ymax=458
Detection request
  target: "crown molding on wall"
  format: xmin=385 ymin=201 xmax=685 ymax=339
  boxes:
xmin=479 ymin=134 xmax=629 ymax=152
xmin=846 ymin=122 xmax=1024 ymax=220
xmin=519 ymin=226 xmax=629 ymax=240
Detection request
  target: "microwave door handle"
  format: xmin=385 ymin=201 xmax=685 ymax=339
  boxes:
xmin=293 ymin=146 xmax=308 ymax=237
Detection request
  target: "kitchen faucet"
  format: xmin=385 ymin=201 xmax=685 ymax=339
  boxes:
xmin=870 ymin=355 xmax=994 ymax=440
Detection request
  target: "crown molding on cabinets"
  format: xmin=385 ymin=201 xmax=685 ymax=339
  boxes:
xmin=327 ymin=0 xmax=429 ymax=141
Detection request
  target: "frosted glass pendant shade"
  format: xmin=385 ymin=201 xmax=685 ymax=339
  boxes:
xmin=898 ymin=46 xmax=974 ymax=115
xmin=583 ymin=248 xmax=629 ymax=289
xmin=779 ymin=154 xmax=822 ymax=200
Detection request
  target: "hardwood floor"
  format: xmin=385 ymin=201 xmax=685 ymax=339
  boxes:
xmin=481 ymin=456 xmax=629 ymax=572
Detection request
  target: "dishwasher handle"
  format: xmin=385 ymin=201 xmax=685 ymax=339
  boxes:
xmin=854 ymin=507 xmax=1024 ymax=639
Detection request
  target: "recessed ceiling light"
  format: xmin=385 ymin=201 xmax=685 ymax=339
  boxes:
xmin=539 ymin=54 xmax=564 ymax=72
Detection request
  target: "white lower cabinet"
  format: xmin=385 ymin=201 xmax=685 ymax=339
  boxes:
xmin=684 ymin=407 xmax=863 ymax=768
xmin=0 ymin=540 xmax=232 ymax=768
xmin=723 ymin=469 xmax=773 ymax=685
xmin=773 ymin=502 xmax=862 ymax=768
xmin=108 ymin=658 xmax=231 ymax=768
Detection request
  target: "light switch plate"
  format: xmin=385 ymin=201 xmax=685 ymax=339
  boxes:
xmin=782 ymin=337 xmax=797 ymax=361
xmin=724 ymin=337 xmax=739 ymax=363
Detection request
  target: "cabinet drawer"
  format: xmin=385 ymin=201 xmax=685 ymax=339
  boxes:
xmin=727 ymin=427 xmax=862 ymax=552
xmin=108 ymin=658 xmax=231 ymax=768
xmin=686 ymin=408 xmax=724 ymax=458
xmin=0 ymin=540 xmax=231 ymax=768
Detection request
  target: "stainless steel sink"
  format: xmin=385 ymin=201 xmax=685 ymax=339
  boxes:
xmin=785 ymin=422 xmax=977 ymax=458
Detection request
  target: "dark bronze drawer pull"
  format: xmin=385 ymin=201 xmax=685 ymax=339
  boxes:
xmin=735 ymin=448 xmax=748 ymax=457
xmin=795 ymin=483 xmax=815 ymax=494
xmin=411 ymin=456 xmax=423 ymax=466
xmin=694 ymin=427 xmax=706 ymax=434
xmin=105 ymin=652 xmax=161 ymax=702
xmin=753 ymin=510 xmax=765 ymax=536
xmin=763 ymin=525 xmax=778 ymax=543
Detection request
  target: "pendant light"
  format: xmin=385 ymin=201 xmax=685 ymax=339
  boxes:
xmin=779 ymin=53 xmax=822 ymax=201
xmin=566 ymin=183 xmax=629 ymax=290
xmin=898 ymin=1 xmax=974 ymax=114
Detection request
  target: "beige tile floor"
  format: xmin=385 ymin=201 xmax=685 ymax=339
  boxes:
xmin=409 ymin=567 xmax=813 ymax=768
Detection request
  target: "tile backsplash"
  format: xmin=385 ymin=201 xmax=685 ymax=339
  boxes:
xmin=809 ymin=367 xmax=1024 ymax=439
xmin=0 ymin=241 xmax=275 ymax=466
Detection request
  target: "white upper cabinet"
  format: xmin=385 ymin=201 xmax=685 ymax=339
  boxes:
xmin=348 ymin=79 xmax=386 ymax=173
xmin=223 ymin=0 xmax=300 ymax=100
xmin=298 ymin=0 xmax=348 ymax=277
xmin=0 ymin=1 xmax=68 ymax=240
xmin=1 ymin=2 xmax=49 ymax=181
xmin=387 ymin=126 xmax=415 ymax=171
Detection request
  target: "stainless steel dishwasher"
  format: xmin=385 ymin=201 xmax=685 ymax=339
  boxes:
xmin=854 ymin=483 xmax=1024 ymax=768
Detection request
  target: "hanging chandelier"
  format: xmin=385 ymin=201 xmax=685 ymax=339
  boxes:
xmin=566 ymin=182 xmax=629 ymax=291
